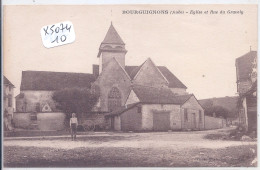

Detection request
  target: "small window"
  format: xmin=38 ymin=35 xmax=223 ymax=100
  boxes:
xmin=8 ymin=96 xmax=12 ymax=107
xmin=9 ymin=86 xmax=12 ymax=91
xmin=240 ymin=108 xmax=245 ymax=115
xmin=137 ymin=106 xmax=142 ymax=113
xmin=30 ymin=114 xmax=37 ymax=120
xmin=184 ymin=108 xmax=188 ymax=121
xmin=36 ymin=103 xmax=40 ymax=112
xmin=199 ymin=110 xmax=202 ymax=122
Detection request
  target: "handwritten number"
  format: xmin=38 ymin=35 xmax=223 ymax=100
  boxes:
xmin=43 ymin=26 xmax=48 ymax=35
xmin=65 ymin=24 xmax=71 ymax=32
xmin=60 ymin=23 xmax=65 ymax=32
xmin=51 ymin=36 xmax=59 ymax=43
xmin=55 ymin=27 xmax=60 ymax=33
xmin=45 ymin=22 xmax=72 ymax=45
xmin=60 ymin=35 xmax=66 ymax=42
xmin=50 ymin=25 xmax=55 ymax=35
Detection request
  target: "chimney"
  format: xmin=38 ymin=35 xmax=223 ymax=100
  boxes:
xmin=93 ymin=65 xmax=99 ymax=78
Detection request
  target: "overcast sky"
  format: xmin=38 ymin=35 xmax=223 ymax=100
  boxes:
xmin=4 ymin=5 xmax=257 ymax=99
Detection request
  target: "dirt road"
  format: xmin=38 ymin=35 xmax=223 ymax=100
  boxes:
xmin=4 ymin=128 xmax=256 ymax=150
xmin=4 ymin=128 xmax=257 ymax=167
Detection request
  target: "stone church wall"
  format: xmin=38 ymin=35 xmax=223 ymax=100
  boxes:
xmin=101 ymin=51 xmax=126 ymax=70
xmin=133 ymin=59 xmax=168 ymax=88
xmin=93 ymin=58 xmax=132 ymax=112
xmin=170 ymin=88 xmax=187 ymax=95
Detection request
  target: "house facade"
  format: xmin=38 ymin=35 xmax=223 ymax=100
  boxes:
xmin=3 ymin=76 xmax=15 ymax=130
xmin=15 ymin=23 xmax=205 ymax=131
xmin=105 ymin=85 xmax=204 ymax=131
xmin=235 ymin=50 xmax=257 ymax=132
xmin=16 ymin=71 xmax=95 ymax=113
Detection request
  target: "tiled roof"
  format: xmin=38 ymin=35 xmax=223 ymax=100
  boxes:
xmin=105 ymin=103 xmax=139 ymax=117
xmin=15 ymin=93 xmax=24 ymax=98
xmin=20 ymin=71 xmax=96 ymax=91
xmin=106 ymin=88 xmax=194 ymax=117
xmin=157 ymin=66 xmax=187 ymax=89
xmin=125 ymin=65 xmax=187 ymax=88
xmin=102 ymin=23 xmax=125 ymax=45
xmin=132 ymin=85 xmax=191 ymax=104
xmin=125 ymin=64 xmax=143 ymax=79
xmin=3 ymin=76 xmax=15 ymax=87
xmin=173 ymin=94 xmax=193 ymax=105
xmin=236 ymin=51 xmax=257 ymax=81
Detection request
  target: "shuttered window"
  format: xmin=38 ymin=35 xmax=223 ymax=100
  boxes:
xmin=36 ymin=103 xmax=40 ymax=112
xmin=8 ymin=95 xmax=12 ymax=107
xmin=199 ymin=110 xmax=202 ymax=122
xmin=137 ymin=106 xmax=142 ymax=113
xmin=184 ymin=108 xmax=188 ymax=121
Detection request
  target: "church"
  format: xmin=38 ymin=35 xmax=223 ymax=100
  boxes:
xmin=15 ymin=23 xmax=204 ymax=131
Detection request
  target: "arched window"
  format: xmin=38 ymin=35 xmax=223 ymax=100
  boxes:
xmin=108 ymin=87 xmax=121 ymax=112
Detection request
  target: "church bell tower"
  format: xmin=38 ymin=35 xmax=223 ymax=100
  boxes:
xmin=97 ymin=23 xmax=127 ymax=73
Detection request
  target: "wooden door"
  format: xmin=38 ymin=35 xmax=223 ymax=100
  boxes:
xmin=111 ymin=117 xmax=115 ymax=130
xmin=153 ymin=112 xmax=170 ymax=131
xmin=192 ymin=113 xmax=196 ymax=129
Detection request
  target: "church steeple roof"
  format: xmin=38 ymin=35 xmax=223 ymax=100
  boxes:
xmin=102 ymin=23 xmax=125 ymax=45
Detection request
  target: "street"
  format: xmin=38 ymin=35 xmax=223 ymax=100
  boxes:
xmin=4 ymin=128 xmax=257 ymax=167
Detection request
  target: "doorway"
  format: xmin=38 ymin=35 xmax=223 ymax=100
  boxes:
xmin=192 ymin=113 xmax=196 ymax=129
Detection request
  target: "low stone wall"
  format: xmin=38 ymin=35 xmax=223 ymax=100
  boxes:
xmin=205 ymin=116 xmax=226 ymax=130
xmin=13 ymin=113 xmax=30 ymax=129
xmin=13 ymin=112 xmax=66 ymax=131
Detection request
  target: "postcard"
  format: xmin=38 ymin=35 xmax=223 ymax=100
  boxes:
xmin=2 ymin=3 xmax=258 ymax=168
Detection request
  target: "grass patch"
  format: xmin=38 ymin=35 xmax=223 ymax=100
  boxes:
xmin=204 ymin=127 xmax=257 ymax=141
xmin=204 ymin=133 xmax=230 ymax=140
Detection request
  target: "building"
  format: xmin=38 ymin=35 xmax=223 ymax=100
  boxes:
xmin=3 ymin=76 xmax=15 ymax=130
xmin=93 ymin=23 xmax=204 ymax=131
xmin=105 ymin=85 xmax=204 ymax=131
xmin=235 ymin=50 xmax=257 ymax=132
xmin=15 ymin=23 xmax=205 ymax=131
xmin=16 ymin=71 xmax=95 ymax=113
xmin=14 ymin=72 xmax=95 ymax=130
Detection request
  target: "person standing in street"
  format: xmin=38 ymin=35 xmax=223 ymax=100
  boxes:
xmin=70 ymin=113 xmax=78 ymax=141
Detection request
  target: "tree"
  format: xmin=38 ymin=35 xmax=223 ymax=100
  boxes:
xmin=213 ymin=105 xmax=229 ymax=119
xmin=52 ymin=88 xmax=99 ymax=125
xmin=204 ymin=105 xmax=229 ymax=119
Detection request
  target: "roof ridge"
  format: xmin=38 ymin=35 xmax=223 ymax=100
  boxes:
xmin=132 ymin=84 xmax=170 ymax=90
xmin=102 ymin=24 xmax=125 ymax=45
xmin=3 ymin=76 xmax=15 ymax=87
xmin=22 ymin=70 xmax=93 ymax=75
xmin=157 ymin=66 xmax=187 ymax=89
xmin=236 ymin=50 xmax=257 ymax=60
xmin=20 ymin=71 xmax=96 ymax=91
xmin=112 ymin=58 xmax=131 ymax=80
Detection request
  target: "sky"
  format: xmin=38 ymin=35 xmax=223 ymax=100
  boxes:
xmin=3 ymin=5 xmax=258 ymax=100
